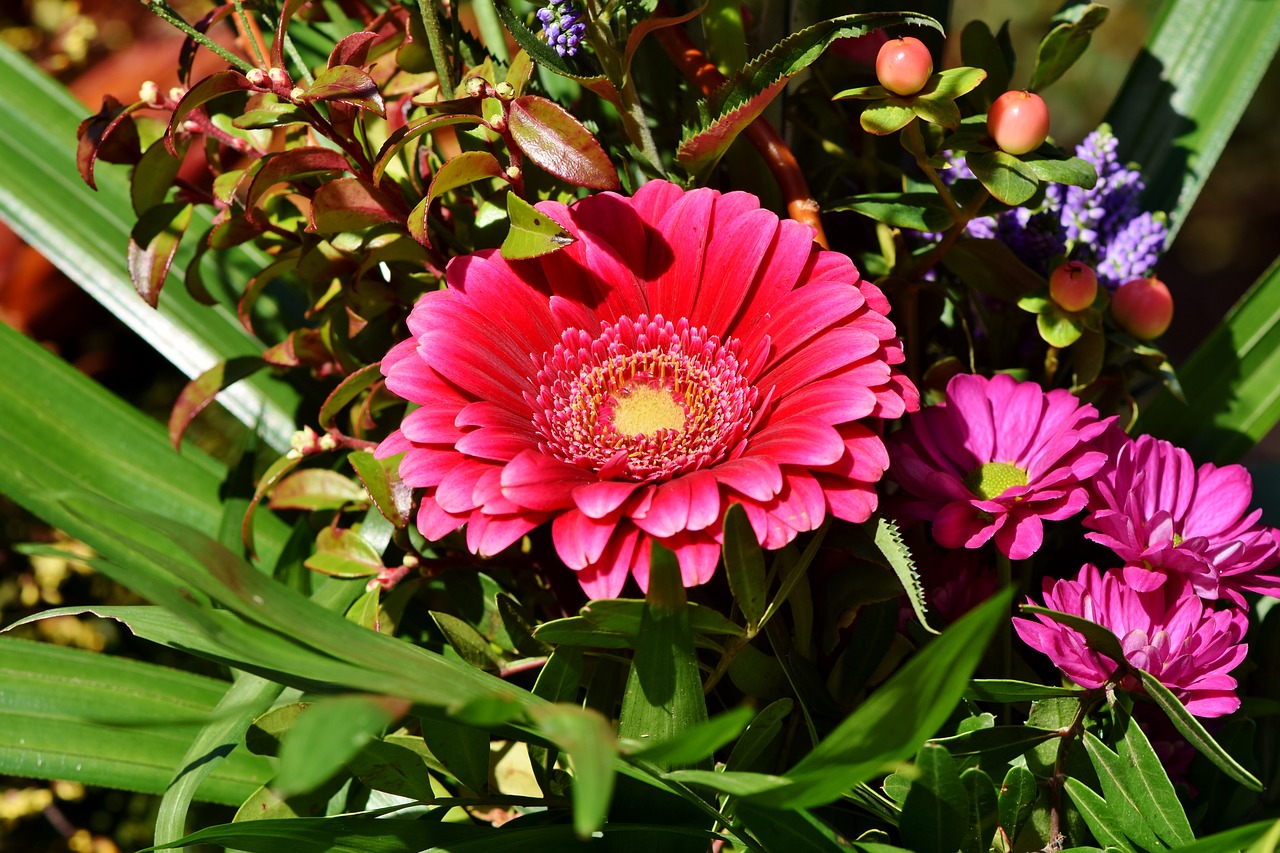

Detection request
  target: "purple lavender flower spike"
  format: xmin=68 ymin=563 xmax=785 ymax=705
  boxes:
xmin=537 ymin=0 xmax=587 ymax=57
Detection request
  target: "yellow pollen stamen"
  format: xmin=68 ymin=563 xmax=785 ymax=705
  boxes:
xmin=611 ymin=383 xmax=686 ymax=437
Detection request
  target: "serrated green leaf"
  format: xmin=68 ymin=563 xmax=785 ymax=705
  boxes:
xmin=1106 ymin=0 xmax=1280 ymax=240
xmin=502 ymin=191 xmax=577 ymax=260
xmin=869 ymin=516 xmax=935 ymax=633
xmin=1029 ymin=4 xmax=1110 ymax=92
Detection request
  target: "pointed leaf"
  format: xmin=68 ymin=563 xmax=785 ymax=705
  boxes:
xmin=1115 ymin=713 xmax=1195 ymax=847
xmin=270 ymin=468 xmax=371 ymax=511
xmin=168 ymin=355 xmax=267 ymax=449
xmin=899 ymin=744 xmax=969 ymax=853
xmin=1029 ymin=5 xmax=1110 ymax=92
xmin=167 ymin=70 xmax=256 ymax=155
xmin=310 ymin=177 xmax=403 ymax=232
xmin=432 ymin=611 xmax=504 ymax=672
xmin=859 ymin=100 xmax=917 ymax=136
xmin=1063 ymin=777 xmax=1135 ymax=852
xmin=960 ymin=767 xmax=999 ymax=853
xmin=997 ymin=765 xmax=1038 ymax=845
xmin=409 ymin=151 xmax=505 ymax=245
xmin=132 ymin=136 xmax=188 ymax=214
xmin=349 ymin=449 xmax=413 ymax=529
xmin=966 ymin=149 xmax=1039 ymax=205
xmin=830 ymin=192 xmax=955 ymax=232
xmin=419 ymin=715 xmax=491 ymax=793
xmin=298 ymin=65 xmax=385 ymax=115
xmin=870 ymin=516 xmax=936 ymax=633
xmin=493 ymin=0 xmax=619 ymax=104
xmin=526 ymin=704 xmax=617 ymax=838
xmin=247 ymin=147 xmax=354 ymax=221
xmin=625 ymin=705 xmax=755 ymax=766
xmin=723 ymin=503 xmax=767 ymax=630
xmin=501 ymin=191 xmax=576 ymax=260
xmin=128 ymin=201 xmax=194 ymax=307
xmin=1080 ymin=731 xmax=1165 ymax=851
xmin=965 ymin=679 xmax=1086 ymax=702
xmin=508 ymin=95 xmax=620 ymax=190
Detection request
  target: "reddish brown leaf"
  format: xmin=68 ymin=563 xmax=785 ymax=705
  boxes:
xmin=299 ymin=65 xmax=386 ymax=117
xmin=624 ymin=6 xmax=706 ymax=81
xmin=310 ymin=177 xmax=403 ymax=233
xmin=270 ymin=0 xmax=312 ymax=70
xmin=508 ymin=96 xmax=620 ymax=190
xmin=330 ymin=31 xmax=380 ymax=68
xmin=76 ymin=96 xmax=142 ymax=190
xmin=131 ymin=137 xmax=189 ymax=215
xmin=168 ymin=356 xmax=267 ymax=450
xmin=373 ymin=113 xmax=483 ymax=184
xmin=243 ymin=453 xmax=303 ymax=557
xmin=676 ymin=79 xmax=786 ymax=176
xmin=246 ymin=147 xmax=353 ymax=222
xmin=127 ymin=202 xmax=194 ymax=308
xmin=167 ymin=70 xmax=255 ymax=155
xmin=319 ymin=363 xmax=384 ymax=430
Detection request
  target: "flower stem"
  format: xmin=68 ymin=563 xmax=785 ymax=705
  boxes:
xmin=140 ymin=0 xmax=254 ymax=73
xmin=232 ymin=0 xmax=268 ymax=69
xmin=416 ymin=0 xmax=456 ymax=99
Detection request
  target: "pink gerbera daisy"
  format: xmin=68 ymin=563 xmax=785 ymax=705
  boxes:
xmin=886 ymin=373 xmax=1112 ymax=560
xmin=376 ymin=181 xmax=917 ymax=597
xmin=1013 ymin=564 xmax=1249 ymax=718
xmin=1084 ymin=433 xmax=1280 ymax=605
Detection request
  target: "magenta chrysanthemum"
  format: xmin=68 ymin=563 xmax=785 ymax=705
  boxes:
xmin=376 ymin=181 xmax=918 ymax=597
xmin=1084 ymin=433 xmax=1280 ymax=605
xmin=886 ymin=373 xmax=1112 ymax=559
xmin=1013 ymin=565 xmax=1249 ymax=718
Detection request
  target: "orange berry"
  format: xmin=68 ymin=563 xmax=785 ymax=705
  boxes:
xmin=988 ymin=91 xmax=1050 ymax=156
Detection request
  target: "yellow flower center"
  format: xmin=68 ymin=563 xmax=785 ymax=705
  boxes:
xmin=611 ymin=383 xmax=687 ymax=437
xmin=964 ymin=461 xmax=1029 ymax=500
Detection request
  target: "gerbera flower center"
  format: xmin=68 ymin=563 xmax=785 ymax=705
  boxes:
xmin=963 ymin=461 xmax=1029 ymax=500
xmin=531 ymin=315 xmax=759 ymax=482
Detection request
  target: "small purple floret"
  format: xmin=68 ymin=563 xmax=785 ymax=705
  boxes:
xmin=537 ymin=0 xmax=587 ymax=57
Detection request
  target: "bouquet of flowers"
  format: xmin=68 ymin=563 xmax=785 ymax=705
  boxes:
xmin=2 ymin=0 xmax=1279 ymax=850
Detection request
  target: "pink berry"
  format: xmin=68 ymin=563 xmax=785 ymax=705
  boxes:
xmin=1112 ymin=276 xmax=1173 ymax=340
xmin=987 ymin=91 xmax=1050 ymax=156
xmin=875 ymin=37 xmax=933 ymax=97
xmin=1049 ymin=261 xmax=1098 ymax=312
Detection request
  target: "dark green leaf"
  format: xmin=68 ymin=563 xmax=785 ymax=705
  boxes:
xmin=345 ymin=739 xmax=438 ymax=800
xmin=733 ymin=803 xmax=847 ymax=852
xmin=1135 ymin=669 xmax=1263 ymax=791
xmin=1160 ymin=819 xmax=1280 ymax=853
xmin=965 ymin=679 xmax=1086 ymax=702
xmin=725 ymin=698 xmax=793 ymax=773
xmin=1063 ymin=777 xmax=1134 ymax=852
xmin=960 ymin=20 xmax=1012 ymax=108
xmin=625 ymin=705 xmax=754 ymax=766
xmin=829 ymin=192 xmax=954 ymax=232
xmin=723 ymin=503 xmax=767 ymax=630
xmin=960 ymin=767 xmax=999 ymax=853
xmin=419 ymin=715 xmax=491 ymax=793
xmin=431 ymin=611 xmax=504 ymax=672
xmin=1018 ymin=605 xmax=1127 ymax=663
xmin=319 ymin=364 xmax=383 ymax=430
xmin=408 ymin=151 xmax=505 ymax=244
xmin=508 ymin=95 xmax=619 ymax=190
xmin=966 ymin=150 xmax=1039 ymax=205
xmin=1106 ymin=0 xmax=1280 ymax=239
xmin=1080 ymin=731 xmax=1165 ymax=850
xmin=275 ymin=695 xmax=401 ymax=795
xmin=132 ymin=137 xmax=187 ymax=214
xmin=526 ymin=704 xmax=617 ymax=838
xmin=1114 ymin=713 xmax=1194 ymax=847
xmin=501 ymin=191 xmax=577 ymax=260
xmin=1022 ymin=154 xmax=1098 ymax=188
xmin=930 ymin=725 xmax=1060 ymax=766
xmin=997 ymin=765 xmax=1038 ymax=844
xmin=899 ymin=744 xmax=968 ymax=853
xmin=618 ymin=546 xmax=709 ymax=768
xmin=492 ymin=0 xmax=618 ymax=103
xmin=1028 ymin=4 xmax=1110 ymax=92
xmin=942 ymin=238 xmax=1043 ymax=303
xmin=145 ymin=817 xmax=485 ymax=852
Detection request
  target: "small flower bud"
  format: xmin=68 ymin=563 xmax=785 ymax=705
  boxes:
xmin=494 ymin=81 xmax=515 ymax=99
xmin=138 ymin=80 xmax=161 ymax=106
xmin=268 ymin=67 xmax=291 ymax=90
xmin=465 ymin=77 xmax=486 ymax=98
xmin=168 ymin=86 xmax=186 ymax=104
xmin=181 ymin=119 xmax=202 ymax=133
xmin=289 ymin=87 xmax=305 ymax=102
xmin=505 ymin=165 xmax=522 ymax=182
xmin=488 ymin=112 xmax=507 ymax=133
xmin=318 ymin=433 xmax=339 ymax=451
xmin=246 ymin=68 xmax=268 ymax=87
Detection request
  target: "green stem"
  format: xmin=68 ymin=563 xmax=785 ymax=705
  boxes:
xmin=417 ymin=0 xmax=456 ymax=99
xmin=472 ymin=0 xmax=510 ymax=63
xmin=233 ymin=0 xmax=266 ymax=68
xmin=282 ymin=33 xmax=314 ymax=85
xmin=997 ymin=552 xmax=1014 ymax=723
xmin=140 ymin=0 xmax=254 ymax=72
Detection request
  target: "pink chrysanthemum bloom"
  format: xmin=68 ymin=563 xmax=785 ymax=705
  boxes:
xmin=1013 ymin=564 xmax=1248 ymax=718
xmin=376 ymin=181 xmax=917 ymax=597
xmin=1084 ymin=433 xmax=1280 ymax=605
xmin=886 ymin=373 xmax=1112 ymax=560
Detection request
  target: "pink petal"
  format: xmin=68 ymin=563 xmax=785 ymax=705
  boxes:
xmin=712 ymin=457 xmax=784 ymax=501
xmin=746 ymin=418 xmax=846 ymax=467
xmin=572 ymin=479 xmax=645 ymax=519
xmin=467 ymin=512 xmax=544 ymax=556
xmin=500 ymin=450 xmax=593 ymax=511
xmin=552 ymin=508 xmax=621 ymax=570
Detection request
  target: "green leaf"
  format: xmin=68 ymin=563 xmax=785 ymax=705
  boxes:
xmin=1136 ymin=258 xmax=1280 ymax=463
xmin=1022 ymin=153 xmax=1098 ymax=188
xmin=298 ymin=64 xmax=385 ymax=115
xmin=1063 ymin=777 xmax=1135 ymax=853
xmin=929 ymin=725 xmax=1060 ymax=766
xmin=942 ymin=238 xmax=1043 ymax=303
xmin=1166 ymin=819 xmax=1280 ymax=853
xmin=269 ymin=469 xmax=370 ymax=511
xmin=736 ymin=589 xmax=1012 ymax=809
xmin=274 ymin=695 xmax=400 ymax=796
xmin=959 ymin=20 xmax=1012 ymax=108
xmin=1037 ymin=306 xmax=1085 ymax=347
xmin=869 ymin=516 xmax=935 ymax=633
xmin=348 ymin=450 xmax=413 ymax=529
xmin=723 ymin=503 xmax=767 ymax=630
xmin=0 ymin=322 xmax=291 ymax=566
xmin=0 ymin=43 xmax=299 ymax=451
xmin=965 ymin=679 xmax=1086 ymax=702
xmin=1028 ymin=4 xmax=1110 ymax=92
xmin=828 ymin=192 xmax=955 ymax=232
xmin=145 ymin=817 xmax=485 ymax=852
xmin=419 ymin=715 xmax=491 ymax=793
xmin=345 ymin=739 xmax=439 ymax=800
xmin=432 ymin=611 xmax=504 ymax=672
xmin=409 ymin=150 xmax=505 ymax=245
xmin=859 ymin=101 xmax=917 ymax=136
xmin=924 ymin=66 xmax=989 ymax=102
xmin=1105 ymin=0 xmax=1280 ymax=238
xmin=997 ymin=765 xmax=1038 ymax=844
xmin=725 ymin=698 xmax=793 ymax=773
xmin=526 ymin=704 xmax=617 ymax=838
xmin=1113 ymin=714 xmax=1195 ymax=847
xmin=492 ymin=0 xmax=618 ymax=104
xmin=372 ymin=113 xmax=484 ymax=184
xmin=618 ymin=545 xmax=709 ymax=768
xmin=733 ymin=803 xmax=847 ymax=852
xmin=899 ymin=744 xmax=969 ymax=853
xmin=132 ymin=137 xmax=187 ymax=214
xmin=625 ymin=705 xmax=755 ymax=767
xmin=305 ymin=527 xmax=384 ymax=578
xmin=1080 ymin=731 xmax=1166 ymax=851
xmin=1134 ymin=669 xmax=1263 ymax=791
xmin=1018 ymin=605 xmax=1128 ymax=663
xmin=0 ymin=637 xmax=271 ymax=805
xmin=319 ymin=363 xmax=383 ymax=430
xmin=501 ymin=191 xmax=577 ymax=260
xmin=965 ymin=150 xmax=1039 ymax=206
xmin=507 ymin=95 xmax=619 ymax=190
xmin=959 ymin=767 xmax=999 ymax=853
